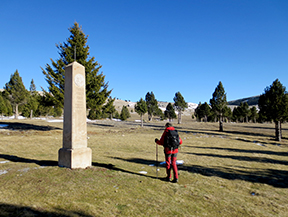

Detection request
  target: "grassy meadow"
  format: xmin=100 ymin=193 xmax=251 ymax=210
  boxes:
xmin=0 ymin=117 xmax=288 ymax=216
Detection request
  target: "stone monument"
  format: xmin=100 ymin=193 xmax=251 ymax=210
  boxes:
xmin=58 ymin=61 xmax=92 ymax=169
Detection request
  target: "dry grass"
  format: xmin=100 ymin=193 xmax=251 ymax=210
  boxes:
xmin=0 ymin=119 xmax=288 ymax=216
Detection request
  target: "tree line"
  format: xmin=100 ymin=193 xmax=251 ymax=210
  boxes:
xmin=194 ymin=79 xmax=288 ymax=142
xmin=1 ymin=22 xmax=287 ymax=142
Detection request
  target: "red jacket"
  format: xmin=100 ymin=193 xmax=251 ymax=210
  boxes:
xmin=156 ymin=126 xmax=182 ymax=154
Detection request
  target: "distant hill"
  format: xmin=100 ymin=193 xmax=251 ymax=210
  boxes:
xmin=228 ymin=96 xmax=259 ymax=106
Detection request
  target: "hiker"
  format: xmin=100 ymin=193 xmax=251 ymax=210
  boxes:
xmin=155 ymin=122 xmax=182 ymax=183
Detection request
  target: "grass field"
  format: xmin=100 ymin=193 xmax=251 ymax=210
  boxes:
xmin=0 ymin=118 xmax=288 ymax=216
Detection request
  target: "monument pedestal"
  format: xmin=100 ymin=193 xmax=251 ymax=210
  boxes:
xmin=58 ymin=61 xmax=92 ymax=169
xmin=58 ymin=147 xmax=92 ymax=168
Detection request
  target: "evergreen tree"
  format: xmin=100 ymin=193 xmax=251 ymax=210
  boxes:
xmin=145 ymin=92 xmax=159 ymax=121
xmin=42 ymin=22 xmax=112 ymax=117
xmin=240 ymin=102 xmax=250 ymax=123
xmin=195 ymin=102 xmax=211 ymax=122
xmin=258 ymin=79 xmax=288 ymax=141
xmin=22 ymin=79 xmax=39 ymax=118
xmin=164 ymin=102 xmax=177 ymax=122
xmin=0 ymin=94 xmax=7 ymax=120
xmin=173 ymin=92 xmax=188 ymax=124
xmin=102 ymin=97 xmax=116 ymax=119
xmin=209 ymin=81 xmax=227 ymax=131
xmin=120 ymin=105 xmax=131 ymax=121
xmin=4 ymin=70 xmax=28 ymax=119
xmin=250 ymin=106 xmax=258 ymax=123
xmin=223 ymin=106 xmax=232 ymax=122
xmin=135 ymin=98 xmax=148 ymax=127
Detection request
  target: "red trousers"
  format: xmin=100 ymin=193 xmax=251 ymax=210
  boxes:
xmin=165 ymin=153 xmax=178 ymax=179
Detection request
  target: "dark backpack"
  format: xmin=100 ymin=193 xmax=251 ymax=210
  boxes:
xmin=164 ymin=129 xmax=180 ymax=149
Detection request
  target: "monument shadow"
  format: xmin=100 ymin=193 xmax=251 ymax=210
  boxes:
xmin=0 ymin=122 xmax=62 ymax=131
xmin=0 ymin=203 xmax=93 ymax=217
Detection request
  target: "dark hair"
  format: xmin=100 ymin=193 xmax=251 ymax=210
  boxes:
xmin=165 ymin=122 xmax=172 ymax=128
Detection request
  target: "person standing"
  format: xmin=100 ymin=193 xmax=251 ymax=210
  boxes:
xmin=155 ymin=122 xmax=182 ymax=183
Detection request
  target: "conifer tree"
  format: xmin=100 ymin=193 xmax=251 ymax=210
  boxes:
xmin=4 ymin=70 xmax=28 ymax=119
xmin=250 ymin=106 xmax=258 ymax=123
xmin=120 ymin=105 xmax=131 ymax=121
xmin=173 ymin=92 xmax=188 ymax=124
xmin=210 ymin=81 xmax=227 ymax=131
xmin=0 ymin=94 xmax=7 ymax=120
xmin=258 ymin=79 xmax=288 ymax=141
xmin=22 ymin=79 xmax=39 ymax=118
xmin=102 ymin=97 xmax=116 ymax=119
xmin=42 ymin=22 xmax=112 ymax=117
xmin=145 ymin=92 xmax=159 ymax=121
xmin=164 ymin=102 xmax=177 ymax=122
xmin=135 ymin=98 xmax=147 ymax=127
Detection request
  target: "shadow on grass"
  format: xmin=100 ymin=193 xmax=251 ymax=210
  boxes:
xmin=92 ymin=162 xmax=163 ymax=181
xmin=0 ymin=203 xmax=93 ymax=217
xmin=187 ymin=152 xmax=288 ymax=166
xmin=0 ymin=122 xmax=62 ymax=131
xmin=182 ymin=164 xmax=288 ymax=188
xmin=112 ymin=157 xmax=288 ymax=188
xmin=192 ymin=146 xmax=288 ymax=157
xmin=0 ymin=154 xmax=58 ymax=167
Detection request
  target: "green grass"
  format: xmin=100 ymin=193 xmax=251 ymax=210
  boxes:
xmin=0 ymin=119 xmax=288 ymax=216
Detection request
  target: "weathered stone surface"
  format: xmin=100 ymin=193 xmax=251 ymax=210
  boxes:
xmin=58 ymin=61 xmax=92 ymax=169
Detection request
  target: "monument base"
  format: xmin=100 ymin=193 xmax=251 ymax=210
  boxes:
xmin=58 ymin=147 xmax=92 ymax=169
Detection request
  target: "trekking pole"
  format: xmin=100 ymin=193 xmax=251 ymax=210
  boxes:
xmin=156 ymin=142 xmax=158 ymax=179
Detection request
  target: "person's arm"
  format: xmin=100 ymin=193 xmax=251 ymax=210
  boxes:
xmin=156 ymin=130 xmax=167 ymax=145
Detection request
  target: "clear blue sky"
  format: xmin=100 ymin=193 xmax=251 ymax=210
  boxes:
xmin=1 ymin=0 xmax=287 ymax=104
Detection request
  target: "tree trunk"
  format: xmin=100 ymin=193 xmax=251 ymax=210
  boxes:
xmin=178 ymin=110 xmax=181 ymax=124
xmin=275 ymin=121 xmax=281 ymax=141
xmin=219 ymin=116 xmax=223 ymax=132
xmin=30 ymin=110 xmax=33 ymax=119
xmin=141 ymin=114 xmax=143 ymax=127
xmin=15 ymin=104 xmax=19 ymax=119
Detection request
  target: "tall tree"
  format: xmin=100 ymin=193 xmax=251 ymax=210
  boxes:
xmin=135 ymin=98 xmax=148 ymax=127
xmin=210 ymin=81 xmax=227 ymax=131
xmin=173 ymin=92 xmax=188 ymax=124
xmin=258 ymin=79 xmax=288 ymax=141
xmin=42 ymin=22 xmax=112 ymax=117
xmin=145 ymin=92 xmax=159 ymax=121
xmin=164 ymin=103 xmax=177 ymax=122
xmin=4 ymin=70 xmax=28 ymax=119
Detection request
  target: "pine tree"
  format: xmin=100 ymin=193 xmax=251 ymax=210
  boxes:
xmin=195 ymin=102 xmax=211 ymax=122
xmin=145 ymin=92 xmax=159 ymax=121
xmin=102 ymin=97 xmax=116 ymax=119
xmin=210 ymin=81 xmax=227 ymax=131
xmin=42 ymin=22 xmax=112 ymax=117
xmin=4 ymin=70 xmax=28 ymax=119
xmin=173 ymin=92 xmax=188 ymax=124
xmin=258 ymin=79 xmax=288 ymax=141
xmin=250 ymin=106 xmax=258 ymax=123
xmin=164 ymin=102 xmax=177 ymax=122
xmin=23 ymin=79 xmax=39 ymax=118
xmin=120 ymin=105 xmax=131 ymax=121
xmin=135 ymin=98 xmax=147 ymax=127
xmin=0 ymin=94 xmax=7 ymax=120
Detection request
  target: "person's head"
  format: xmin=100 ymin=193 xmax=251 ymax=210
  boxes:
xmin=165 ymin=122 xmax=172 ymax=128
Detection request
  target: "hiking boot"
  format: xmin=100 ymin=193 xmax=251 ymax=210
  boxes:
xmin=165 ymin=177 xmax=172 ymax=182
xmin=172 ymin=179 xmax=178 ymax=183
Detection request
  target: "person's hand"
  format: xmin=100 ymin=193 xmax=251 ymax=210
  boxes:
xmin=155 ymin=138 xmax=159 ymax=143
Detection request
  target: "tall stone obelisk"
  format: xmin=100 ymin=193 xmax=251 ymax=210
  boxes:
xmin=58 ymin=61 xmax=92 ymax=169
